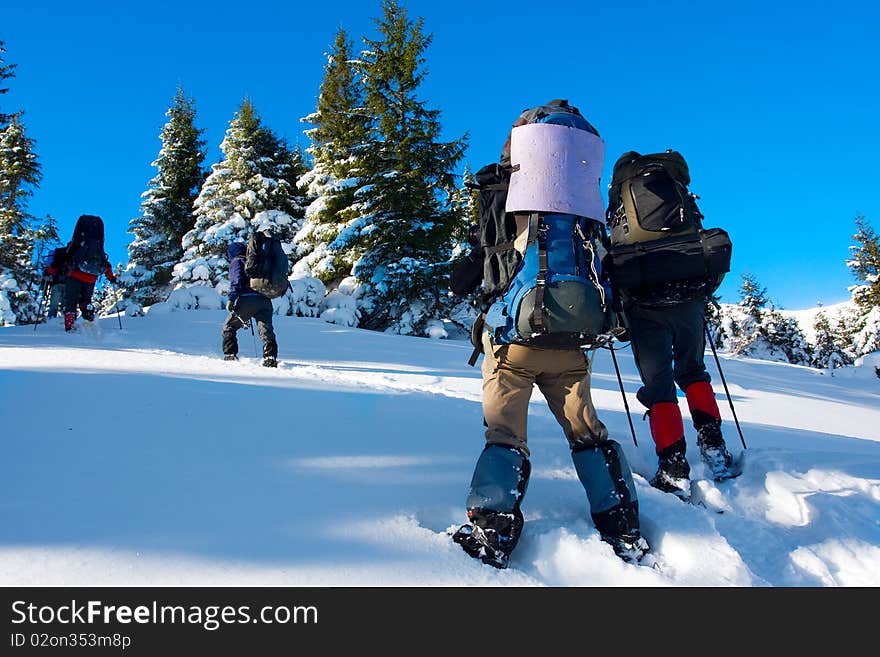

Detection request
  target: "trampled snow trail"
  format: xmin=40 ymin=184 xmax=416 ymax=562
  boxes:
xmin=1 ymin=311 xmax=878 ymax=586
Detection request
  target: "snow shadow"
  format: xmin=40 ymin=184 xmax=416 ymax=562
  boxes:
xmin=0 ymin=369 xmax=483 ymax=565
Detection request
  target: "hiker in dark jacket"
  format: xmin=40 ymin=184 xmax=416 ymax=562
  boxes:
xmin=60 ymin=245 xmax=116 ymax=331
xmin=55 ymin=214 xmax=117 ymax=332
xmin=222 ymin=241 xmax=278 ymax=367
xmin=42 ymin=247 xmax=68 ymax=319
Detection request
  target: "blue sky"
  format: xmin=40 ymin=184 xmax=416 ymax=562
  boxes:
xmin=3 ymin=0 xmax=877 ymax=309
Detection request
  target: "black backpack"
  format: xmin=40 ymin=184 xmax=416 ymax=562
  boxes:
xmin=471 ymin=162 xmax=519 ymax=305
xmin=605 ymin=151 xmax=732 ymax=292
xmin=44 ymin=247 xmax=69 ymax=284
xmin=245 ymin=232 xmax=290 ymax=299
xmin=67 ymin=214 xmax=106 ymax=276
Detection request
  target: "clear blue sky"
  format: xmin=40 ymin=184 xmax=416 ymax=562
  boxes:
xmin=3 ymin=0 xmax=877 ymax=309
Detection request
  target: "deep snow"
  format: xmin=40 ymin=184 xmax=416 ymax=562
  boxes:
xmin=1 ymin=310 xmax=878 ymax=586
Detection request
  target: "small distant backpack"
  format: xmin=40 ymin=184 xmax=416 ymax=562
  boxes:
xmin=46 ymin=247 xmax=69 ymax=283
xmin=605 ymin=150 xmax=732 ymax=292
xmin=245 ymin=232 xmax=290 ymax=299
xmin=478 ymin=100 xmax=613 ymax=350
xmin=67 ymin=214 xmax=105 ymax=276
xmin=50 ymin=247 xmax=68 ymax=267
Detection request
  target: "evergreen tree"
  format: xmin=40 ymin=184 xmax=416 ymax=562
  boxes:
xmin=0 ymin=40 xmax=16 ymax=126
xmin=0 ymin=43 xmax=43 ymax=325
xmin=94 ymin=261 xmax=125 ymax=316
xmin=724 ymin=272 xmax=810 ymax=364
xmin=738 ymin=272 xmax=768 ymax=322
xmin=172 ymin=99 xmax=307 ymax=296
xmin=294 ymin=28 xmax=372 ymax=287
xmin=31 ymin=213 xmax=59 ymax=254
xmin=845 ymin=216 xmax=880 ymax=357
xmin=0 ymin=116 xmax=41 ymax=267
xmin=444 ymin=163 xmax=483 ymax=333
xmin=847 ymin=216 xmax=880 ymax=311
xmin=833 ymin=305 xmax=858 ymax=347
xmin=349 ymin=0 xmax=468 ymax=334
xmin=705 ymin=291 xmax=726 ymax=346
xmin=811 ymin=310 xmax=854 ymax=369
xmin=288 ymin=143 xmax=311 ymax=219
xmin=121 ymin=87 xmax=207 ymax=307
xmin=449 ymin=163 xmax=479 ymax=246
xmin=724 ymin=272 xmax=766 ymax=354
xmin=761 ymin=306 xmax=813 ymax=366
xmin=851 ymin=307 xmax=880 ymax=357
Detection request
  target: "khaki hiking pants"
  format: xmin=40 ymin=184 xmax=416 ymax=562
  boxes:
xmin=480 ymin=332 xmax=608 ymax=457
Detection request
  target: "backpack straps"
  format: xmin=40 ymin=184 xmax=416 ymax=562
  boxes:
xmin=484 ymin=241 xmax=517 ymax=256
xmin=528 ymin=214 xmax=548 ymax=335
xmin=482 ymin=179 xmax=518 ymax=256
xmin=467 ymin=312 xmax=486 ymax=367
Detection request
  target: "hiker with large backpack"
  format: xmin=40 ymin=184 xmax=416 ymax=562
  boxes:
xmin=61 ymin=214 xmax=117 ymax=332
xmin=221 ymin=231 xmax=287 ymax=367
xmin=450 ymin=100 xmax=650 ymax=568
xmin=604 ymin=150 xmax=738 ymax=500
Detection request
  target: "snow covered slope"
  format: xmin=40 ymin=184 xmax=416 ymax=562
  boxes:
xmin=1 ymin=312 xmax=878 ymax=586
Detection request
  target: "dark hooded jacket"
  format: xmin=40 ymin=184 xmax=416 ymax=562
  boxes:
xmin=44 ymin=247 xmax=70 ymax=285
xmin=227 ymin=242 xmax=256 ymax=305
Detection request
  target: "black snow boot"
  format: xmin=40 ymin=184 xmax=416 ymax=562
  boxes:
xmin=224 ymin=354 xmax=238 ymax=361
xmin=603 ymin=532 xmax=653 ymax=565
xmin=452 ymin=508 xmax=524 ymax=569
xmin=650 ymin=438 xmax=691 ymax=500
xmin=262 ymin=356 xmax=277 ymax=368
xmin=696 ymin=417 xmax=736 ymax=481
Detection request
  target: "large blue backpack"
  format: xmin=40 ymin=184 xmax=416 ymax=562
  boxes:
xmin=480 ymin=101 xmax=614 ymax=349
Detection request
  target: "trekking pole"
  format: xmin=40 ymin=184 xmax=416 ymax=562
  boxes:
xmin=608 ymin=343 xmax=638 ymax=447
xmin=705 ymin=326 xmax=747 ymax=449
xmin=27 ymin=242 xmax=47 ymax=300
xmin=111 ymin=285 xmax=123 ymax=330
xmin=249 ymin=319 xmax=258 ymax=358
xmin=233 ymin=311 xmax=258 ymax=359
xmin=33 ymin=282 xmax=48 ymax=332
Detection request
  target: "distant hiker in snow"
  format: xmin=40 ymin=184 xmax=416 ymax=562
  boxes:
xmin=61 ymin=214 xmax=117 ymax=332
xmin=449 ymin=100 xmax=650 ymax=568
xmin=604 ymin=150 xmax=737 ymax=500
xmin=41 ymin=246 xmax=69 ymax=319
xmin=222 ymin=241 xmax=278 ymax=367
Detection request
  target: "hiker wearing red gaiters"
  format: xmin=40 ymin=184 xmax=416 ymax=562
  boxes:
xmin=59 ymin=214 xmax=117 ymax=332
